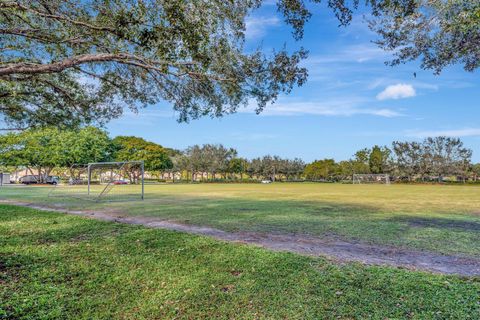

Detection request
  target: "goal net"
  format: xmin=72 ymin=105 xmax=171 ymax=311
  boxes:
xmin=49 ymin=161 xmax=144 ymax=201
xmin=352 ymin=174 xmax=390 ymax=185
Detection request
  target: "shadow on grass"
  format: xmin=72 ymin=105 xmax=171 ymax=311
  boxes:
xmin=95 ymin=196 xmax=480 ymax=257
xmin=3 ymin=194 xmax=480 ymax=257
xmin=2 ymin=208 xmax=480 ymax=319
xmin=391 ymin=216 xmax=480 ymax=231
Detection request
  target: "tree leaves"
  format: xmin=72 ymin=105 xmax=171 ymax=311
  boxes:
xmin=0 ymin=0 xmax=311 ymax=128
xmin=368 ymin=0 xmax=480 ymax=73
xmin=1 ymin=0 xmax=475 ymax=129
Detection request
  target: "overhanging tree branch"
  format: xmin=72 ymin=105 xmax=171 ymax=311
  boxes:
xmin=0 ymin=53 xmax=197 ymax=76
xmin=8 ymin=0 xmax=467 ymax=128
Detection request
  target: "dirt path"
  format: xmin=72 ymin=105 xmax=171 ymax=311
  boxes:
xmin=3 ymin=200 xmax=480 ymax=277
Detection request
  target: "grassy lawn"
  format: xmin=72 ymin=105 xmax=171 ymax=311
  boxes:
xmin=2 ymin=183 xmax=480 ymax=257
xmin=1 ymin=204 xmax=480 ymax=319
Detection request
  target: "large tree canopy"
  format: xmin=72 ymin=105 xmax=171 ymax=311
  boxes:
xmin=1 ymin=0 xmax=477 ymax=128
xmin=0 ymin=0 xmax=313 ymax=128
xmin=370 ymin=0 xmax=479 ymax=74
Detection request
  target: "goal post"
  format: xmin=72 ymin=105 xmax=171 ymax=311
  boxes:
xmin=352 ymin=174 xmax=391 ymax=185
xmin=87 ymin=161 xmax=145 ymax=200
xmin=50 ymin=161 xmax=145 ymax=201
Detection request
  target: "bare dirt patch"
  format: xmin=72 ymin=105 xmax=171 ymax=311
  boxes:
xmin=2 ymin=200 xmax=480 ymax=276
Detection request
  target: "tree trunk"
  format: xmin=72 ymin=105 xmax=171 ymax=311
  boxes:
xmin=45 ymin=167 xmax=53 ymax=182
xmin=27 ymin=167 xmax=35 ymax=177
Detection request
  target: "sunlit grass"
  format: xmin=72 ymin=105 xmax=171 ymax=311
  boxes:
xmin=2 ymin=183 xmax=480 ymax=256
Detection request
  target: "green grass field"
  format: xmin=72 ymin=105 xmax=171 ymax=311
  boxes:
xmin=2 ymin=204 xmax=480 ymax=319
xmin=1 ymin=183 xmax=480 ymax=257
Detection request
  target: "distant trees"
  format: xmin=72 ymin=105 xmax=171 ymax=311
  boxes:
xmin=245 ymin=156 xmax=304 ymax=182
xmin=207 ymin=144 xmax=238 ymax=180
xmin=170 ymin=147 xmax=304 ymax=182
xmin=179 ymin=144 xmax=237 ymax=181
xmin=302 ymin=137 xmax=475 ymax=183
xmin=127 ymin=135 xmax=475 ymax=183
xmin=0 ymin=128 xmax=477 ymax=184
xmin=392 ymin=141 xmax=423 ymax=180
xmin=0 ymin=128 xmax=62 ymax=182
xmin=0 ymin=129 xmax=175 ymax=183
xmin=112 ymin=136 xmax=173 ymax=182
xmin=369 ymin=145 xmax=392 ymax=174
xmin=352 ymin=149 xmax=370 ymax=174
xmin=228 ymin=158 xmax=247 ymax=180
xmin=472 ymin=164 xmax=480 ymax=181
xmin=282 ymin=158 xmax=305 ymax=181
xmin=0 ymin=127 xmax=111 ymax=182
xmin=303 ymin=148 xmax=392 ymax=182
xmin=392 ymin=137 xmax=473 ymax=182
xmin=304 ymin=159 xmax=337 ymax=181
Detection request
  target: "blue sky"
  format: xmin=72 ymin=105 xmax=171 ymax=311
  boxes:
xmin=108 ymin=2 xmax=480 ymax=162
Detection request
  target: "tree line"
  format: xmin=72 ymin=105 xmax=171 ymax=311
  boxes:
xmin=0 ymin=128 xmax=305 ymax=183
xmin=0 ymin=128 xmax=479 ymax=183
xmin=171 ymin=147 xmax=304 ymax=182
xmin=305 ymin=137 xmax=478 ymax=182
xmin=0 ymin=127 xmax=174 ymax=183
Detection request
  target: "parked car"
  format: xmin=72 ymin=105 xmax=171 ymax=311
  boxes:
xmin=19 ymin=175 xmax=60 ymax=185
xmin=19 ymin=175 xmax=39 ymax=185
xmin=46 ymin=176 xmax=60 ymax=185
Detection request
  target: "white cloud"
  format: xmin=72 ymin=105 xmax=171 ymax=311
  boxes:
xmin=240 ymin=98 xmax=402 ymax=118
xmin=372 ymin=109 xmax=403 ymax=117
xmin=376 ymin=84 xmax=416 ymax=101
xmin=245 ymin=16 xmax=281 ymax=39
xmin=406 ymin=128 xmax=480 ymax=138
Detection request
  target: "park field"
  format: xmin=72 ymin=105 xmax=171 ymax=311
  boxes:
xmin=1 ymin=204 xmax=480 ymax=319
xmin=1 ymin=183 xmax=480 ymax=257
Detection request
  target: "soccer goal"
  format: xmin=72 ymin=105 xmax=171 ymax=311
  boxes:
xmin=352 ymin=174 xmax=391 ymax=185
xmin=49 ymin=161 xmax=144 ymax=201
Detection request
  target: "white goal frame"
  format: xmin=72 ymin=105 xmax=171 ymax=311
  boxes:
xmin=352 ymin=174 xmax=390 ymax=185
xmin=49 ymin=161 xmax=145 ymax=201
xmin=87 ymin=161 xmax=145 ymax=200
